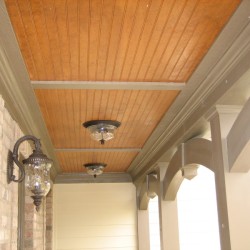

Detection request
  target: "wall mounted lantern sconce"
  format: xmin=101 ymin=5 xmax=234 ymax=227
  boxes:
xmin=83 ymin=120 xmax=121 ymax=145
xmin=84 ymin=163 xmax=107 ymax=178
xmin=7 ymin=135 xmax=53 ymax=211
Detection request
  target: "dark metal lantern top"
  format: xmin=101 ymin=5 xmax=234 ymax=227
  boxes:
xmin=22 ymin=149 xmax=53 ymax=165
xmin=84 ymin=163 xmax=107 ymax=169
xmin=83 ymin=120 xmax=121 ymax=128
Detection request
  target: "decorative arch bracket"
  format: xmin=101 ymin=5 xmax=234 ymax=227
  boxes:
xmin=138 ymin=173 xmax=158 ymax=210
xmin=162 ymin=137 xmax=213 ymax=201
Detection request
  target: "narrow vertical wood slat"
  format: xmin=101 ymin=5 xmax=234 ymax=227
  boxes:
xmin=115 ymin=90 xmax=133 ymax=123
xmin=5 ymin=0 xmax=38 ymax=79
xmin=103 ymin=0 xmax=128 ymax=81
xmin=97 ymin=90 xmax=109 ymax=119
xmin=27 ymin=0 xmax=55 ymax=79
xmin=149 ymin=0 xmax=199 ymax=81
xmin=128 ymin=0 xmax=164 ymax=80
xmin=42 ymin=0 xmax=63 ymax=80
xmin=116 ymin=90 xmax=147 ymax=147
xmin=56 ymin=90 xmax=72 ymax=147
xmin=16 ymin=0 xmax=47 ymax=79
xmin=79 ymin=90 xmax=87 ymax=148
xmin=88 ymin=0 xmax=103 ymax=80
xmin=135 ymin=0 xmax=176 ymax=81
xmin=78 ymin=1 xmax=89 ymax=80
xmin=175 ymin=0 xmax=241 ymax=81
xmin=119 ymin=0 xmax=151 ymax=81
xmin=175 ymin=22 xmax=217 ymax=81
xmin=95 ymin=0 xmax=116 ymax=80
xmin=139 ymin=0 xmax=187 ymax=81
xmin=169 ymin=18 xmax=212 ymax=81
xmin=35 ymin=89 xmax=57 ymax=144
xmin=159 ymin=0 xmax=200 ymax=80
xmin=66 ymin=0 xmax=79 ymax=80
xmin=53 ymin=0 xmax=71 ymax=79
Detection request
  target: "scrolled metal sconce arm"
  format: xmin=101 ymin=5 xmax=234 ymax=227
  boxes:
xmin=7 ymin=135 xmax=52 ymax=211
xmin=8 ymin=135 xmax=41 ymax=183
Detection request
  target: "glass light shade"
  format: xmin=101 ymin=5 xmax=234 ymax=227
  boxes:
xmin=88 ymin=124 xmax=116 ymax=142
xmin=25 ymin=162 xmax=51 ymax=197
xmin=22 ymin=149 xmax=52 ymax=210
xmin=84 ymin=163 xmax=107 ymax=178
xmin=86 ymin=166 xmax=104 ymax=176
xmin=83 ymin=120 xmax=121 ymax=144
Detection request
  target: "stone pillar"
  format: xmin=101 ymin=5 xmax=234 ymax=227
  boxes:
xmin=157 ymin=163 xmax=180 ymax=250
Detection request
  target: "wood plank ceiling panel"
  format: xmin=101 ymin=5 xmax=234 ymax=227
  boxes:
xmin=5 ymin=0 xmax=241 ymax=82
xmin=56 ymin=151 xmax=138 ymax=173
xmin=34 ymin=89 xmax=180 ymax=149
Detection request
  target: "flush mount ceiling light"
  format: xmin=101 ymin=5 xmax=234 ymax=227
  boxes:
xmin=83 ymin=120 xmax=121 ymax=145
xmin=84 ymin=163 xmax=107 ymax=178
xmin=7 ymin=135 xmax=53 ymax=211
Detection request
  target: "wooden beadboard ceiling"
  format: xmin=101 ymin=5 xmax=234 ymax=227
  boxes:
xmin=5 ymin=0 xmax=241 ymax=175
xmin=34 ymin=89 xmax=179 ymax=148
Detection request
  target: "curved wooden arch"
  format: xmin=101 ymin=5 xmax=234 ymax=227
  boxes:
xmin=163 ymin=138 xmax=212 ymax=201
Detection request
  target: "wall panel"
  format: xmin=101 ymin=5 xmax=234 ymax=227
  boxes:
xmin=53 ymin=183 xmax=137 ymax=250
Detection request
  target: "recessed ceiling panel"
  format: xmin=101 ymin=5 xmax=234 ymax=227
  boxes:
xmin=56 ymin=151 xmax=138 ymax=173
xmin=35 ymin=89 xmax=180 ymax=149
xmin=5 ymin=0 xmax=240 ymax=82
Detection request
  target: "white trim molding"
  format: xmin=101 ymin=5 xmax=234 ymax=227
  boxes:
xmin=227 ymin=98 xmax=250 ymax=172
xmin=31 ymin=80 xmax=185 ymax=91
xmin=55 ymin=172 xmax=132 ymax=183
xmin=163 ymin=138 xmax=212 ymax=201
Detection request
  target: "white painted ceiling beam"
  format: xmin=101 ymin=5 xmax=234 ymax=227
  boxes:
xmin=54 ymin=148 xmax=141 ymax=152
xmin=55 ymin=172 xmax=132 ymax=183
xmin=31 ymin=80 xmax=185 ymax=91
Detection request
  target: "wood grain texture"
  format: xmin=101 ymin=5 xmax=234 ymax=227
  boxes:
xmin=56 ymin=151 xmax=138 ymax=172
xmin=35 ymin=89 xmax=180 ymax=149
xmin=4 ymin=0 xmax=241 ymax=174
xmin=5 ymin=0 xmax=241 ymax=82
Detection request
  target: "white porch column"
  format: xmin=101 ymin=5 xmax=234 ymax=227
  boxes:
xmin=157 ymin=163 xmax=180 ymax=250
xmin=211 ymin=104 xmax=250 ymax=250
xmin=208 ymin=108 xmax=232 ymax=250
xmin=137 ymin=209 xmax=150 ymax=250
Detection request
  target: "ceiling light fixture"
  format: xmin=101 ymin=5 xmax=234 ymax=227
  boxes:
xmin=7 ymin=135 xmax=52 ymax=211
xmin=83 ymin=120 xmax=121 ymax=145
xmin=84 ymin=163 xmax=107 ymax=178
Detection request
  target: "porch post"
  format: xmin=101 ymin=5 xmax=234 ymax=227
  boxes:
xmin=157 ymin=163 xmax=180 ymax=250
